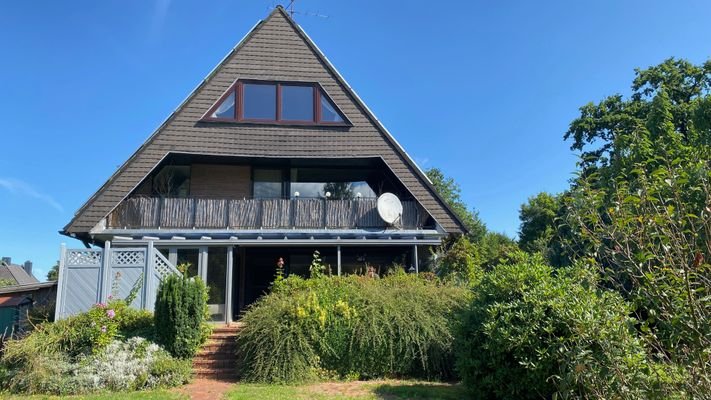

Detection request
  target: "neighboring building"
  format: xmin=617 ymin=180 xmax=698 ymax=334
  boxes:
xmin=0 ymin=258 xmax=57 ymax=337
xmin=58 ymin=6 xmax=466 ymax=323
xmin=0 ymin=257 xmax=38 ymax=286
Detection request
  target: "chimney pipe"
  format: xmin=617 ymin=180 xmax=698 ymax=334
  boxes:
xmin=23 ymin=261 xmax=33 ymax=277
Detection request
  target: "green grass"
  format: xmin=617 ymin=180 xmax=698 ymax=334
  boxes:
xmin=225 ymin=380 xmax=465 ymax=400
xmin=1 ymin=390 xmax=187 ymax=400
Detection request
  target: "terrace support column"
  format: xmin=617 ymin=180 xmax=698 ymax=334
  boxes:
xmin=337 ymin=245 xmax=342 ymax=276
xmin=226 ymin=246 xmax=234 ymax=325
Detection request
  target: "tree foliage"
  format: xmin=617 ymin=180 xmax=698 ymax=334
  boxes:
xmin=556 ymin=58 xmax=711 ymax=395
xmin=46 ymin=262 xmax=59 ymax=281
xmin=426 ymin=167 xmax=487 ymax=241
xmin=456 ymin=255 xmax=673 ymax=399
xmin=518 ymin=192 xmax=561 ymax=253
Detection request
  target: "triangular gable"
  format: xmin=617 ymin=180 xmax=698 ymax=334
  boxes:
xmin=63 ymin=6 xmax=467 ymax=237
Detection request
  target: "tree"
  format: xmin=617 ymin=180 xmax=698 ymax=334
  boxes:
xmin=559 ymin=58 xmax=711 ymax=395
xmin=518 ymin=192 xmax=560 ymax=254
xmin=46 ymin=261 xmax=59 ymax=281
xmin=426 ymin=167 xmax=487 ymax=242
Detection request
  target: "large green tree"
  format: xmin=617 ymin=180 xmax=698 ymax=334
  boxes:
xmin=426 ymin=167 xmax=487 ymax=241
xmin=518 ymin=192 xmax=560 ymax=254
xmin=559 ymin=58 xmax=711 ymax=395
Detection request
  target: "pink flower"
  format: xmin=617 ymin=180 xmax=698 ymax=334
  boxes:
xmin=106 ymin=309 xmax=115 ymax=319
xmin=101 ymin=326 xmax=107 ymax=333
xmin=107 ymin=295 xmax=113 ymax=300
xmin=96 ymin=303 xmax=106 ymax=309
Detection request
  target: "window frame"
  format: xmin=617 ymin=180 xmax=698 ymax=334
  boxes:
xmin=202 ymin=80 xmax=350 ymax=126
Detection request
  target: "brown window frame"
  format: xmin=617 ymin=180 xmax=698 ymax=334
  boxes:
xmin=202 ymin=80 xmax=350 ymax=126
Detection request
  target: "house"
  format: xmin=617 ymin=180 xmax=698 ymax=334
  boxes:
xmin=0 ymin=258 xmax=57 ymax=336
xmin=57 ymin=6 xmax=466 ymax=324
xmin=0 ymin=257 xmax=38 ymax=286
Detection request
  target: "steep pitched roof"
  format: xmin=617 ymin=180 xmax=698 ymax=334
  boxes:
xmin=62 ymin=6 xmax=468 ymax=236
xmin=0 ymin=264 xmax=38 ymax=286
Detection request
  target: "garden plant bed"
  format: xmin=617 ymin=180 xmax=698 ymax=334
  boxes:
xmin=2 ymin=389 xmax=187 ymax=400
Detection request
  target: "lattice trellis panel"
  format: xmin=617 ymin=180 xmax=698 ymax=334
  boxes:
xmin=110 ymin=249 xmax=146 ymax=266
xmin=153 ymin=251 xmax=180 ymax=279
xmin=66 ymin=250 xmax=102 ymax=266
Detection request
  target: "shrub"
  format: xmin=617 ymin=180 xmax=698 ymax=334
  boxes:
xmin=455 ymin=255 xmax=677 ymax=399
xmin=237 ymin=272 xmax=469 ymax=383
xmin=1 ymin=337 xmax=190 ymax=395
xmin=431 ymin=236 xmax=482 ymax=284
xmin=154 ymin=273 xmax=209 ymax=359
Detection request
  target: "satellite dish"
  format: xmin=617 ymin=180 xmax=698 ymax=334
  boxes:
xmin=377 ymin=193 xmax=403 ymax=224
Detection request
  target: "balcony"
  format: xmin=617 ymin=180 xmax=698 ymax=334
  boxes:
xmin=108 ymin=196 xmax=426 ymax=230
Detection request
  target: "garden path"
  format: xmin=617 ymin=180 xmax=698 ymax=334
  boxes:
xmin=176 ymin=378 xmax=235 ymax=400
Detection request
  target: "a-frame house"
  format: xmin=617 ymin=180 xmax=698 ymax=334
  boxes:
xmin=59 ymin=6 xmax=466 ymax=323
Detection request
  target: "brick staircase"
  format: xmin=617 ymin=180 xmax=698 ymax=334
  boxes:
xmin=193 ymin=324 xmax=241 ymax=380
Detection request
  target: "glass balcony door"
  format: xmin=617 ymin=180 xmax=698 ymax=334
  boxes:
xmin=205 ymin=247 xmax=228 ymax=322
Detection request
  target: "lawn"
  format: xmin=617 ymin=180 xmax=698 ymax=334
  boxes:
xmin=225 ymin=380 xmax=465 ymax=400
xmin=1 ymin=390 xmax=187 ymax=400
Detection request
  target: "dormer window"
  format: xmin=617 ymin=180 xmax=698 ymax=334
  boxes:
xmin=204 ymin=80 xmax=347 ymax=125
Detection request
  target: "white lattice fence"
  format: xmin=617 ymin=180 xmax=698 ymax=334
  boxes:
xmin=55 ymin=243 xmax=180 ymax=319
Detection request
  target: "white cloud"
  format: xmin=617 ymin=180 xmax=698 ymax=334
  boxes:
xmin=0 ymin=178 xmax=64 ymax=212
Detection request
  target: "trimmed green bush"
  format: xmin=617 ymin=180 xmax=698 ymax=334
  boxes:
xmin=455 ymin=254 xmax=678 ymax=399
xmin=154 ymin=273 xmax=209 ymax=359
xmin=237 ymin=271 xmax=470 ymax=383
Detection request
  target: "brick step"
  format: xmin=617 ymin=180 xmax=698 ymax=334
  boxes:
xmin=209 ymin=333 xmax=239 ymax=340
xmin=193 ymin=358 xmax=237 ymax=369
xmin=197 ymin=347 xmax=236 ymax=356
xmin=201 ymin=342 xmax=235 ymax=350
xmin=193 ymin=367 xmax=238 ymax=380
xmin=193 ymin=353 xmax=237 ymax=361
xmin=211 ymin=325 xmax=242 ymax=333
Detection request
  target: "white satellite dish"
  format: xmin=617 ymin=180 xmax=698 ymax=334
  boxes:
xmin=376 ymin=193 xmax=403 ymax=224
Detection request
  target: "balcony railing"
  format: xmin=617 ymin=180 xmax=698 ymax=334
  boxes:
xmin=107 ymin=196 xmax=426 ymax=230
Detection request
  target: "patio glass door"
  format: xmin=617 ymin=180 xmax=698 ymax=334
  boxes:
xmin=205 ymin=247 xmax=228 ymax=322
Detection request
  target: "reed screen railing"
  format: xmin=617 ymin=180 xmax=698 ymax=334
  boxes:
xmin=108 ymin=197 xmax=425 ymax=229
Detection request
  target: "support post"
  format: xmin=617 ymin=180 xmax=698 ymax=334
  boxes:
xmin=337 ymin=245 xmax=342 ymax=276
xmin=413 ymin=245 xmax=419 ymax=274
xmin=100 ymin=241 xmax=112 ymax=303
xmin=54 ymin=243 xmax=67 ymax=321
xmin=226 ymin=246 xmax=234 ymax=325
xmin=200 ymin=246 xmax=208 ymax=282
xmin=144 ymin=241 xmax=154 ymax=310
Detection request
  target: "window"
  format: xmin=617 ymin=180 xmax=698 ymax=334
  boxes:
xmin=243 ymin=83 xmax=276 ymax=120
xmin=204 ymin=80 xmax=347 ymax=125
xmin=153 ymin=165 xmax=190 ymax=197
xmin=319 ymin=92 xmax=344 ymax=123
xmin=281 ymin=85 xmax=313 ymax=121
xmin=211 ymin=92 xmax=235 ymax=119
xmin=253 ymin=169 xmax=284 ymax=198
xmin=289 ymin=168 xmax=377 ymax=199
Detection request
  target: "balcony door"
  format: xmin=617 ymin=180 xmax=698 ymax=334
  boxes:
xmin=205 ymin=247 xmax=228 ymax=322
xmin=162 ymin=246 xmax=231 ymax=323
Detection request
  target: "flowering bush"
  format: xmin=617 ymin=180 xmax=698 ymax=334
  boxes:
xmin=237 ymin=271 xmax=469 ymax=383
xmin=0 ymin=298 xmax=188 ymax=395
xmin=82 ymin=301 xmax=120 ymax=353
xmin=1 ymin=337 xmax=190 ymax=395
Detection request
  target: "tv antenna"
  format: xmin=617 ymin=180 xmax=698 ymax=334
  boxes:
xmin=283 ymin=0 xmax=329 ymax=19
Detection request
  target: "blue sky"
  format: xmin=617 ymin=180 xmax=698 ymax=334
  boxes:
xmin=1 ymin=1 xmax=710 ymax=280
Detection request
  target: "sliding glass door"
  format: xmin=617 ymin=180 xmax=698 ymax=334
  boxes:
xmin=206 ymin=247 xmax=228 ymax=322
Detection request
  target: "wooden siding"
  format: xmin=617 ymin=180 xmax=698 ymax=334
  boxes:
xmin=64 ymin=7 xmax=465 ymax=235
xmin=190 ymin=164 xmax=251 ymax=198
xmin=108 ymin=197 xmax=422 ymax=229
